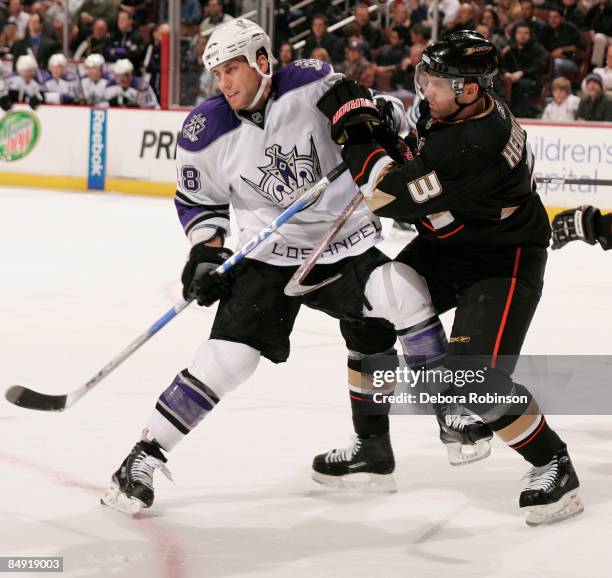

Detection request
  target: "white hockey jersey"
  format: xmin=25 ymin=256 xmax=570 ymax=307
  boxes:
xmin=6 ymin=74 xmax=44 ymax=101
xmin=44 ymin=73 xmax=79 ymax=104
xmin=80 ymin=75 xmax=110 ymax=105
xmin=175 ymin=59 xmax=404 ymax=266
xmin=103 ymin=77 xmax=159 ymax=109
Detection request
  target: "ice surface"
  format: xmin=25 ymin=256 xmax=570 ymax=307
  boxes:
xmin=1 ymin=187 xmax=611 ymax=578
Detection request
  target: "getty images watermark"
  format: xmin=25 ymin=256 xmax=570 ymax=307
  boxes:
xmin=359 ymin=355 xmax=612 ymax=415
xmin=370 ymin=366 xmax=529 ymax=406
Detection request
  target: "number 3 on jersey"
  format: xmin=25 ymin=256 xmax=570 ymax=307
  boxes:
xmin=180 ymin=165 xmax=201 ymax=193
xmin=407 ymin=171 xmax=442 ymax=203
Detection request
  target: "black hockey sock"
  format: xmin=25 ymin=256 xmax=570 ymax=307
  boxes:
xmin=347 ymin=349 xmax=396 ymax=437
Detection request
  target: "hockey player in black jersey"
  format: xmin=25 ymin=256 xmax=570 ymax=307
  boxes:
xmin=318 ymin=30 xmax=583 ymax=526
xmin=552 ymin=205 xmax=612 ymax=250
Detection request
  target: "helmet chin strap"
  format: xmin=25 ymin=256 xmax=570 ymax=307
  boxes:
xmin=245 ymin=63 xmax=273 ymax=111
xmin=442 ymin=90 xmax=483 ymax=122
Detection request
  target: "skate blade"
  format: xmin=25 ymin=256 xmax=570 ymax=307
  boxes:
xmin=524 ymin=489 xmax=584 ymax=527
xmin=100 ymin=485 xmax=146 ymax=515
xmin=312 ymin=471 xmax=397 ymax=493
xmin=446 ymin=439 xmax=491 ymax=466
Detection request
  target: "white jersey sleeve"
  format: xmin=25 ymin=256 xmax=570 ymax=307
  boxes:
xmin=175 ymin=99 xmax=233 ymax=244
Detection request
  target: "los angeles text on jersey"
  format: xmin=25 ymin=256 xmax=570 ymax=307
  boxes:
xmin=270 ymin=220 xmax=381 ymax=260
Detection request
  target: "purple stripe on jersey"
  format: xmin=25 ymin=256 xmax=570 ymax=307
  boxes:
xmin=178 ymin=94 xmax=241 ymax=153
xmin=175 ymin=199 xmax=209 ymax=229
xmin=273 ymin=60 xmax=332 ymax=100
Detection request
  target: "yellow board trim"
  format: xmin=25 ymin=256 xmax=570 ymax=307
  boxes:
xmin=0 ymin=172 xmax=602 ymax=218
xmin=0 ymin=172 xmax=175 ymax=197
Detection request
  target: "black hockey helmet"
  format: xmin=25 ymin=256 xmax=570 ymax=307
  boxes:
xmin=416 ymin=30 xmax=498 ymax=98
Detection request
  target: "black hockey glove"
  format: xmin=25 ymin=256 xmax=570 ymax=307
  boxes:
xmin=317 ymin=79 xmax=382 ymax=145
xmin=27 ymin=94 xmax=43 ymax=109
xmin=181 ymin=243 xmax=234 ymax=306
xmin=551 ymin=205 xmax=600 ymax=250
xmin=0 ymin=94 xmax=11 ymax=111
xmin=374 ymin=98 xmax=413 ymax=164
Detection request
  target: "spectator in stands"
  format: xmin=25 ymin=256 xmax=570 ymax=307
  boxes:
xmin=342 ymin=22 xmax=372 ymax=61
xmin=493 ymin=0 xmax=522 ymax=29
xmin=303 ymin=14 xmax=342 ymax=63
xmin=106 ymin=10 xmax=144 ymax=69
xmin=591 ymin=44 xmax=612 ymax=91
xmin=7 ymin=0 xmax=29 ymax=39
xmin=480 ymin=5 xmax=509 ymax=51
xmin=410 ymin=22 xmax=430 ymax=46
xmin=586 ymin=0 xmax=612 ymax=68
xmin=104 ymin=57 xmax=159 ymax=108
xmin=309 ymin=46 xmax=331 ymax=63
xmin=389 ymin=1 xmax=413 ymax=39
xmin=428 ymin=0 xmax=460 ymax=29
xmin=182 ymin=0 xmax=202 ymax=26
xmin=501 ymin=21 xmax=548 ymax=116
xmin=80 ymin=52 xmax=109 ymax=105
xmin=408 ymin=0 xmax=429 ymax=26
xmin=73 ymin=18 xmax=110 ymax=59
xmin=76 ymin=0 xmax=118 ymax=40
xmin=541 ymin=75 xmax=580 ymax=120
xmin=0 ymin=20 xmax=19 ymax=58
xmin=445 ymin=2 xmax=478 ymax=36
xmin=7 ymin=54 xmax=44 ymax=107
xmin=358 ymin=63 xmax=377 ymax=89
xmin=560 ymin=0 xmax=586 ymax=30
xmin=540 ymin=4 xmax=583 ymax=79
xmin=193 ymin=34 xmax=218 ymax=103
xmin=200 ymin=0 xmax=233 ymax=34
xmin=11 ymin=12 xmax=58 ymax=70
xmin=376 ymin=27 xmax=409 ymax=69
xmin=577 ymin=72 xmax=612 ymax=119
xmin=277 ymin=42 xmax=294 ymax=69
xmin=31 ymin=2 xmax=58 ymax=41
xmin=391 ymin=42 xmax=425 ymax=95
xmin=353 ymin=3 xmax=381 ymax=49
xmin=44 ymin=52 xmax=79 ymax=103
xmin=518 ymin=0 xmax=546 ymax=41
xmin=144 ymin=22 xmax=169 ymax=103
xmin=118 ymin=0 xmax=147 ymax=28
xmin=337 ymin=40 xmax=370 ymax=82
xmin=47 ymin=0 xmax=83 ymax=35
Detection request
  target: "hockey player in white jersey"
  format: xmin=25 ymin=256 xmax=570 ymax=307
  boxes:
xmin=80 ymin=54 xmax=110 ymax=106
xmin=103 ymin=58 xmax=159 ymax=108
xmin=44 ymin=53 xmax=79 ymax=104
xmin=6 ymin=55 xmax=45 ymax=108
xmin=101 ymin=18 xmax=489 ymax=515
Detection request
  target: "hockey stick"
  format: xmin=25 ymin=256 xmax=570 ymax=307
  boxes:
xmin=284 ymin=189 xmax=365 ymax=297
xmin=5 ymin=162 xmax=347 ymax=412
xmin=535 ymin=177 xmax=612 ymax=187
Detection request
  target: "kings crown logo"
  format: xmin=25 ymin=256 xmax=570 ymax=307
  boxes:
xmin=242 ymin=136 xmax=322 ymax=208
xmin=182 ymin=113 xmax=206 ymax=143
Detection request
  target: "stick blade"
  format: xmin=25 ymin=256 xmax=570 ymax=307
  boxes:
xmin=5 ymin=385 xmax=68 ymax=412
xmin=284 ymin=273 xmax=342 ymax=297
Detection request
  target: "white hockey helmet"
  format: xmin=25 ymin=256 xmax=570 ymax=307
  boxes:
xmin=204 ymin=18 xmax=275 ymax=75
xmin=203 ymin=18 xmax=276 ymax=110
xmin=16 ymin=54 xmax=38 ymax=73
xmin=85 ymin=53 xmax=105 ymax=69
xmin=114 ymin=58 xmax=134 ymax=76
xmin=48 ymin=53 xmax=68 ymax=69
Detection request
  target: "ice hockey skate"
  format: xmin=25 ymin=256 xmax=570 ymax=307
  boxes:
xmin=519 ymin=447 xmax=584 ymax=527
xmin=312 ymin=433 xmax=397 ymax=492
xmin=435 ymin=404 xmax=493 ymax=466
xmin=101 ymin=440 xmax=172 ymax=515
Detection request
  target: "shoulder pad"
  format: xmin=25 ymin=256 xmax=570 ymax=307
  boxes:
xmin=178 ymin=94 xmax=240 ymax=152
xmin=273 ymin=59 xmax=333 ymax=99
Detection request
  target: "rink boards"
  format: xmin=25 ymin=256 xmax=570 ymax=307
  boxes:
xmin=0 ymin=105 xmax=610 ymax=212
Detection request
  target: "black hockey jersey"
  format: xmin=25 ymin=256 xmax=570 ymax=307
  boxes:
xmin=364 ymin=94 xmax=551 ymax=248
